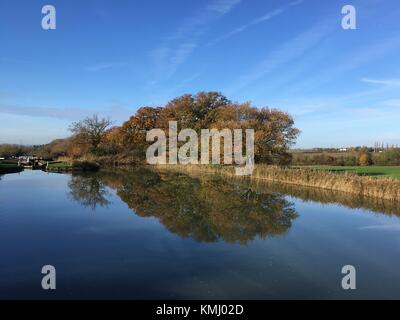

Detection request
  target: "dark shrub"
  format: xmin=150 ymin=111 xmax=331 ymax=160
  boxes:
xmin=72 ymin=160 xmax=100 ymax=171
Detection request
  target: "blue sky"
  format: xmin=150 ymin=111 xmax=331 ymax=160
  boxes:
xmin=0 ymin=0 xmax=399 ymax=148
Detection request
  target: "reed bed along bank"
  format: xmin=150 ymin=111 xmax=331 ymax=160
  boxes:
xmin=157 ymin=164 xmax=400 ymax=201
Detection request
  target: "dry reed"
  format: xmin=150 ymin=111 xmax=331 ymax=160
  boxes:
xmin=157 ymin=164 xmax=400 ymax=201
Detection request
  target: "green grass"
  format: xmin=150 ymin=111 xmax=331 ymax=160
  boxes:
xmin=296 ymin=165 xmax=400 ymax=179
xmin=46 ymin=160 xmax=99 ymax=171
xmin=0 ymin=159 xmax=18 ymax=167
xmin=0 ymin=163 xmax=18 ymax=168
xmin=0 ymin=160 xmax=22 ymax=173
xmin=0 ymin=159 xmax=18 ymax=164
xmin=46 ymin=161 xmax=72 ymax=169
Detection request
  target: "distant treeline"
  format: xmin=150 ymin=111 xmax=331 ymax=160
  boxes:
xmin=0 ymin=139 xmax=70 ymax=160
xmin=292 ymin=147 xmax=400 ymax=166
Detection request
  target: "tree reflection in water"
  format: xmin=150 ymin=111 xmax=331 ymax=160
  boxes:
xmin=68 ymin=168 xmax=298 ymax=244
xmin=68 ymin=174 xmax=111 ymax=210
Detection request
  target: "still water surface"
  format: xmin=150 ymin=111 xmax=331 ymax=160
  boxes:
xmin=1 ymin=169 xmax=400 ymax=299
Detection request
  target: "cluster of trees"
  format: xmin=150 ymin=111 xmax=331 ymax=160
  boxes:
xmin=66 ymin=91 xmax=300 ymax=165
xmin=1 ymin=92 xmax=300 ymax=166
xmin=3 ymin=90 xmax=400 ymax=169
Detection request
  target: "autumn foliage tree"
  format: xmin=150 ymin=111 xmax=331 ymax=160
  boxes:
xmin=120 ymin=107 xmax=163 ymax=160
xmin=69 ymin=115 xmax=112 ymax=156
xmin=69 ymin=92 xmax=300 ymax=165
xmin=212 ymin=102 xmax=299 ymax=164
xmin=98 ymin=127 xmax=123 ymax=155
xmin=358 ymin=147 xmax=372 ymax=166
xmin=160 ymin=92 xmax=230 ymax=130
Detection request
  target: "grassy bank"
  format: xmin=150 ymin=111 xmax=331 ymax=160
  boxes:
xmin=158 ymin=164 xmax=400 ymax=201
xmin=46 ymin=160 xmax=100 ymax=172
xmin=0 ymin=160 xmax=22 ymax=174
xmin=296 ymin=165 xmax=400 ymax=179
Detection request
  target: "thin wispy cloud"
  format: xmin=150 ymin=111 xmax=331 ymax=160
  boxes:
xmin=361 ymin=78 xmax=400 ymax=87
xmin=149 ymin=72 xmax=202 ymax=104
xmin=0 ymin=91 xmax=16 ymax=99
xmin=254 ymin=0 xmax=304 ymax=23
xmin=169 ymin=0 xmax=241 ymax=40
xmin=0 ymin=104 xmax=88 ymax=120
xmin=0 ymin=103 xmax=131 ymax=121
xmin=225 ymin=17 xmax=336 ymax=94
xmin=275 ymin=85 xmax=400 ymax=120
xmin=209 ymin=0 xmax=304 ymax=45
xmin=150 ymin=43 xmax=198 ymax=81
xmin=358 ymin=224 xmax=400 ymax=231
xmin=382 ymin=99 xmax=400 ymax=107
xmin=283 ymin=34 xmax=400 ymax=95
xmin=85 ymin=62 xmax=125 ymax=72
xmin=295 ymin=43 xmax=400 ymax=98
xmin=206 ymin=0 xmax=241 ymax=14
xmin=150 ymin=0 xmax=241 ymax=83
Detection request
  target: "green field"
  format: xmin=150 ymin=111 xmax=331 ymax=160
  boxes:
xmin=298 ymin=165 xmax=400 ymax=179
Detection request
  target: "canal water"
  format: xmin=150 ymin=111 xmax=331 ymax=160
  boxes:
xmin=1 ymin=169 xmax=400 ymax=299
